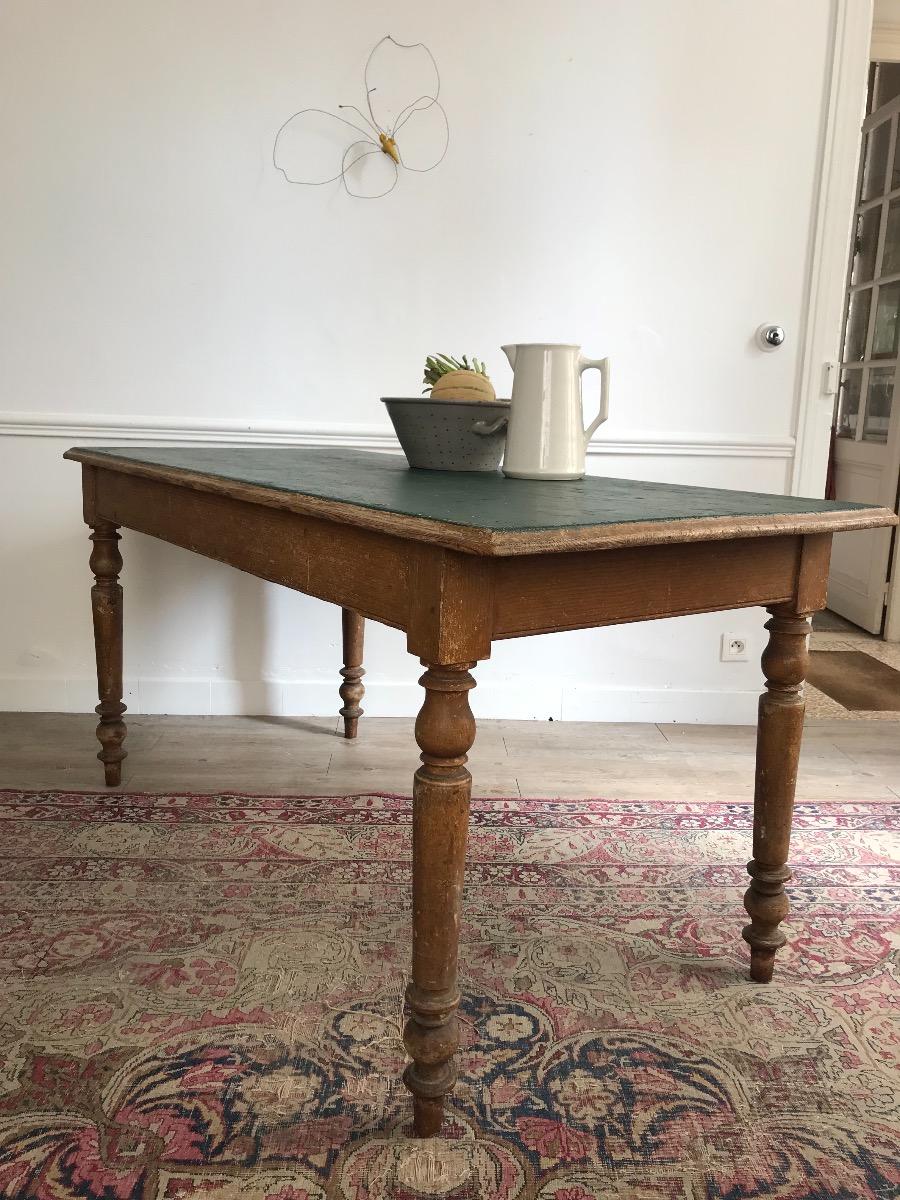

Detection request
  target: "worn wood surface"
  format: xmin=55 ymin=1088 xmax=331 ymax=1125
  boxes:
xmin=4 ymin=711 xmax=899 ymax=799
xmin=339 ymin=610 xmax=365 ymax=739
xmin=795 ymin=534 xmax=834 ymax=613
xmin=742 ymin=604 xmax=813 ymax=982
xmin=402 ymin=662 xmax=477 ymax=1136
xmin=65 ymin=447 xmax=897 ymax=557
xmin=66 ymin=447 xmax=897 ymax=1137
xmin=493 ymin=536 xmax=800 ymax=637
xmin=72 ymin=465 xmax=861 ymax=649
xmin=88 ymin=521 xmax=127 ymax=786
xmin=407 ymin=548 xmax=494 ymax=663
xmin=84 ymin=469 xmax=412 ymax=630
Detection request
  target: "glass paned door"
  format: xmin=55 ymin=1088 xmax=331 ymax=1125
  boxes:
xmin=839 ymin=106 xmax=900 ymax=444
xmin=862 ymin=120 xmax=891 ymax=200
xmin=831 ymin=77 xmax=900 ymax=636
xmin=863 ymin=367 xmax=895 ymax=442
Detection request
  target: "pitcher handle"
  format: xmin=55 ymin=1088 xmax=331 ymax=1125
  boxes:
xmin=579 ymin=356 xmax=610 ymax=446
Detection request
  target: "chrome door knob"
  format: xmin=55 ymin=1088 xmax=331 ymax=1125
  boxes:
xmin=758 ymin=324 xmax=785 ymax=350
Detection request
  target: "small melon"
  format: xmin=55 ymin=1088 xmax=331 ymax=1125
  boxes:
xmin=430 ymin=370 xmax=497 ymax=403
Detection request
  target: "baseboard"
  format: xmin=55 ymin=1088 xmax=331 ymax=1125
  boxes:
xmin=0 ymin=676 xmax=761 ymax=725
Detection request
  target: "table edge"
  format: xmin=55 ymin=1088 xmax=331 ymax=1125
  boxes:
xmin=64 ymin=448 xmax=899 ymax=557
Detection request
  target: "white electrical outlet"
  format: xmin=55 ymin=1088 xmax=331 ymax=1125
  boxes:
xmin=721 ymin=633 xmax=749 ymax=662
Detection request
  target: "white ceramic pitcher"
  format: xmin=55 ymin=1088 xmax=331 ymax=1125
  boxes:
xmin=500 ymin=343 xmax=610 ymax=480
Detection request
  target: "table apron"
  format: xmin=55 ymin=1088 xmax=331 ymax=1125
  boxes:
xmin=492 ymin=534 xmax=816 ymax=636
xmin=89 ymin=467 xmax=411 ymax=630
xmin=87 ymin=467 xmax=832 ymax=642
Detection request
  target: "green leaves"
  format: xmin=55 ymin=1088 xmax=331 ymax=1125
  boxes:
xmin=422 ymin=353 xmax=489 ymax=387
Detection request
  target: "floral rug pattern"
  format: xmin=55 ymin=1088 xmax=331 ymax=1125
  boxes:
xmin=0 ymin=788 xmax=897 ymax=1199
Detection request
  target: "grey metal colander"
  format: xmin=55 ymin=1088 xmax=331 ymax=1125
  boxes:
xmin=382 ymin=398 xmax=510 ymax=472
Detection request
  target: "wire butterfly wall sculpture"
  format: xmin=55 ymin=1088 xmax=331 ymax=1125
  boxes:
xmin=273 ymin=35 xmax=449 ymax=199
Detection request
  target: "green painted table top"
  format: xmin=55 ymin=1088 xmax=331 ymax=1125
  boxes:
xmin=67 ymin=446 xmax=892 ymax=541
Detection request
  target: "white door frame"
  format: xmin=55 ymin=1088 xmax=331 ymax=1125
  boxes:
xmin=795 ymin=1 xmax=900 ymax=640
xmin=792 ymin=0 xmax=874 ymax=500
xmin=887 ymin=532 xmax=900 ymax=639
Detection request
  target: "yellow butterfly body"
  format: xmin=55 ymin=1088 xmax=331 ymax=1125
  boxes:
xmin=378 ymin=132 xmax=400 ymax=164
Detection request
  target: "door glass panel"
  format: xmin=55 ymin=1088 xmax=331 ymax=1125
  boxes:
xmin=882 ymin=199 xmax=900 ymax=276
xmin=863 ymin=366 xmax=894 ymax=442
xmin=875 ymin=62 xmax=900 ymax=111
xmin=863 ymin=120 xmax=891 ymax=200
xmin=844 ymin=287 xmax=871 ymax=360
xmin=873 ymin=281 xmax=900 ymax=356
xmin=853 ymin=206 xmax=882 ymax=283
xmin=836 ymin=370 xmax=862 ymax=438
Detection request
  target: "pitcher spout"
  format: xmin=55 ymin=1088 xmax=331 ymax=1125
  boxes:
xmin=501 ymin=344 xmax=517 ymax=370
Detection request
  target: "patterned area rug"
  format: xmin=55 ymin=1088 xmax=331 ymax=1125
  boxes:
xmin=0 ymin=789 xmax=898 ymax=1200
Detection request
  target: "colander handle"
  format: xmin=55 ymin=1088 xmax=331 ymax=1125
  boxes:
xmin=471 ymin=416 xmax=508 ymax=436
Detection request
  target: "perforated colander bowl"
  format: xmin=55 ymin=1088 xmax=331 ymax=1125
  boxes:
xmin=382 ymin=398 xmax=510 ymax=472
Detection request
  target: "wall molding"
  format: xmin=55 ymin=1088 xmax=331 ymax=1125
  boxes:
xmin=1 ymin=410 xmax=796 ymax=460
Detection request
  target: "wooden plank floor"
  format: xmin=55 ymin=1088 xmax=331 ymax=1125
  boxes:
xmin=2 ymin=713 xmax=898 ymax=801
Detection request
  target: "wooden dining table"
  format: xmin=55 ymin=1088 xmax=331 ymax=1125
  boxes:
xmin=64 ymin=445 xmax=897 ymax=1137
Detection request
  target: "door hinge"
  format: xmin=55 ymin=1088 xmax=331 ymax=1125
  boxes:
xmin=823 ymin=361 xmax=839 ymax=396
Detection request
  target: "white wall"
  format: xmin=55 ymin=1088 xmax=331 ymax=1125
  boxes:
xmin=0 ymin=1 xmax=859 ymax=723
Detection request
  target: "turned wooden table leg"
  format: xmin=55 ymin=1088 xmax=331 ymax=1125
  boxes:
xmin=742 ymin=604 xmax=812 ymax=982
xmin=89 ymin=521 xmax=127 ymax=787
xmin=339 ymin=609 xmax=365 ymax=739
xmin=403 ymin=661 xmax=476 ymax=1137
